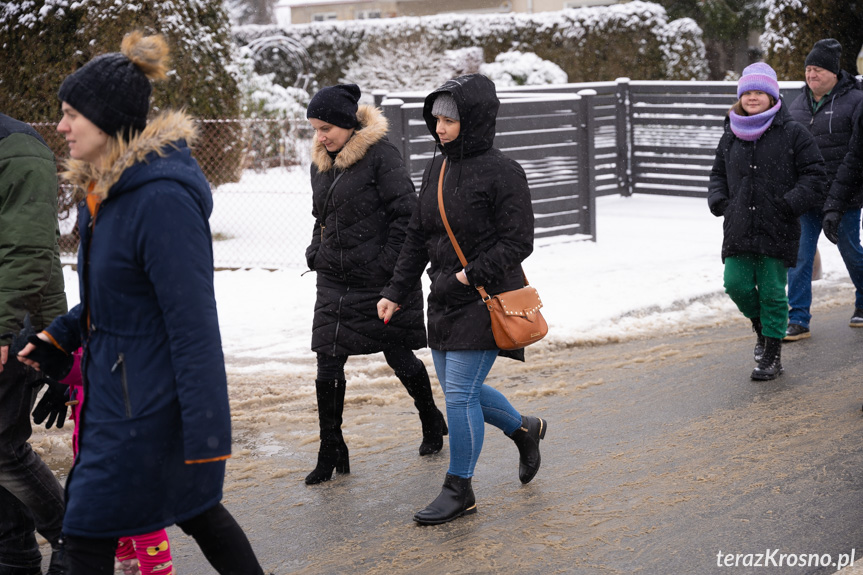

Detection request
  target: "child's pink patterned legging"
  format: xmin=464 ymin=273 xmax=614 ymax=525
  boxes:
xmin=115 ymin=532 xmax=174 ymax=574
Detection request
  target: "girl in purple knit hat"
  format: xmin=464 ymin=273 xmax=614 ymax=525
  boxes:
xmin=708 ymin=62 xmax=827 ymax=380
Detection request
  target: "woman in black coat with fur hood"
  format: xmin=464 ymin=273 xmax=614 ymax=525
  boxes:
xmin=379 ymin=74 xmax=548 ymax=525
xmin=304 ymin=84 xmax=445 ymax=485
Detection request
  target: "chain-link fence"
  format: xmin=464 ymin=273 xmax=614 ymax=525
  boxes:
xmin=31 ymin=116 xmax=316 ymax=269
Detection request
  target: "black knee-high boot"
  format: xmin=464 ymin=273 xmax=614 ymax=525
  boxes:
xmin=398 ymin=367 xmax=448 ymax=456
xmin=305 ymin=379 xmax=350 ymax=485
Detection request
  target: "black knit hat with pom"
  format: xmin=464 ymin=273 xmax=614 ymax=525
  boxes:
xmin=59 ymin=32 xmax=169 ymax=137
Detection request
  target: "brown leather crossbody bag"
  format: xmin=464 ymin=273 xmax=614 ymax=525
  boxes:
xmin=437 ymin=159 xmax=548 ymax=350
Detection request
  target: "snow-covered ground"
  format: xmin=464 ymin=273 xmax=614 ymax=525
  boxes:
xmin=60 ymin=191 xmax=857 ymax=378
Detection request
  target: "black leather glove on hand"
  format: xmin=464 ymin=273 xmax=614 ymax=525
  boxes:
xmin=822 ymin=210 xmax=842 ymax=245
xmin=31 ymin=376 xmax=70 ymax=429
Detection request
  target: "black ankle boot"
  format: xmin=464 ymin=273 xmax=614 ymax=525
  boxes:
xmin=413 ymin=474 xmax=477 ymax=525
xmin=398 ymin=368 xmax=448 ymax=456
xmin=751 ymin=337 xmax=783 ymax=381
xmin=750 ymin=318 xmax=765 ymax=363
xmin=507 ymin=415 xmax=548 ymax=484
xmin=305 ymin=379 xmax=350 ymax=485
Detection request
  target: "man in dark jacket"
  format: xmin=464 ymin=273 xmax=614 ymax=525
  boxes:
xmin=785 ymin=39 xmax=863 ymax=341
xmin=0 ymin=113 xmax=68 ymax=573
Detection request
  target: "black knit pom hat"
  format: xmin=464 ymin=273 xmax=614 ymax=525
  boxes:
xmin=306 ymin=84 xmax=361 ymax=129
xmin=59 ymin=32 xmax=169 ymax=138
xmin=805 ymin=38 xmax=842 ymax=75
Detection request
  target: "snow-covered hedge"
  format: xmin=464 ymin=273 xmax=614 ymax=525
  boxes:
xmin=235 ymin=0 xmax=708 ymax=91
xmin=480 ymin=51 xmax=568 ymax=87
xmin=1 ymin=0 xmax=243 ymax=184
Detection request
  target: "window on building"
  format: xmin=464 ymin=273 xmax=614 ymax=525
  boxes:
xmin=356 ymin=10 xmax=381 ymax=19
xmin=312 ymin=12 xmax=338 ymax=21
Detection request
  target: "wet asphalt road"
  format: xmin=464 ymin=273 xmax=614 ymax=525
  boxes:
xmin=105 ymin=302 xmax=863 ymax=574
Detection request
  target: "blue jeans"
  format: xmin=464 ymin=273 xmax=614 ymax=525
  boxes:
xmin=431 ymin=349 xmax=522 ymax=479
xmin=788 ymin=209 xmax=863 ymax=328
xmin=0 ymin=357 xmax=65 ymax=571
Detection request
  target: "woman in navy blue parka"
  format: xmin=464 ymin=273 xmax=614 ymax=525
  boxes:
xmin=19 ymin=32 xmax=264 ymax=575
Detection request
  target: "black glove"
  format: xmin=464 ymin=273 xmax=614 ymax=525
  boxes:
xmin=23 ymin=334 xmax=74 ymax=381
xmin=822 ymin=210 xmax=842 ymax=245
xmin=31 ymin=376 xmax=70 ymax=429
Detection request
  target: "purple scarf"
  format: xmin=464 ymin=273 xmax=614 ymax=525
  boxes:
xmin=729 ymin=100 xmax=782 ymax=141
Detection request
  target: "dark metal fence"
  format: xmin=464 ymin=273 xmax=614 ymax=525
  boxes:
xmin=32 ymin=78 xmax=820 ymax=267
xmin=377 ymin=78 xmax=810 ymax=243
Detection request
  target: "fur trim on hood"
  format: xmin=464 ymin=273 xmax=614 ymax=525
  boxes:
xmin=62 ymin=110 xmax=198 ymax=199
xmin=311 ymin=104 xmax=388 ymax=172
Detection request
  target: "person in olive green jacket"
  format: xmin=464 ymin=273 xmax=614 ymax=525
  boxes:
xmin=0 ymin=112 xmax=68 ymax=575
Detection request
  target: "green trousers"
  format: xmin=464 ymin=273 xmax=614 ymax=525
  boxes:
xmin=723 ymin=254 xmax=788 ymax=340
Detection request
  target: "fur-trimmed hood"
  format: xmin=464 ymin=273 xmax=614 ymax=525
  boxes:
xmin=62 ymin=110 xmax=199 ymax=200
xmin=311 ymin=104 xmax=388 ymax=172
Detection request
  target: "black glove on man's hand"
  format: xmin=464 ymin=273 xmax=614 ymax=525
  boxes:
xmin=31 ymin=376 xmax=70 ymax=429
xmin=823 ymin=210 xmax=842 ymax=245
xmin=23 ymin=334 xmax=73 ymax=381
xmin=1 ymin=314 xmax=73 ymax=380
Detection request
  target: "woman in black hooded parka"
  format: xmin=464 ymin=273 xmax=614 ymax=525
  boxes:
xmin=379 ymin=74 xmax=548 ymax=525
xmin=304 ymin=84 xmax=446 ymax=485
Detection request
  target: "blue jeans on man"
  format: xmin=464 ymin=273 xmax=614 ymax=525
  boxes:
xmin=787 ymin=208 xmax=863 ymax=329
xmin=0 ymin=357 xmax=65 ymax=574
xmin=431 ymin=349 xmax=522 ymax=478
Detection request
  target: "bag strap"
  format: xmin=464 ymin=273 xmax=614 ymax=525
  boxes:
xmin=437 ymin=159 xmax=494 ymax=302
xmin=318 ymin=169 xmax=345 ymax=239
xmin=436 ymin=159 xmax=531 ymax=300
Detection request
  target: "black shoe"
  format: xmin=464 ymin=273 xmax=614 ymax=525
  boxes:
xmin=850 ymin=308 xmax=863 ymax=327
xmin=507 ymin=415 xmax=548 ymax=484
xmin=305 ymin=379 xmax=350 ymax=485
xmin=413 ymin=474 xmax=477 ymax=525
xmin=783 ymin=324 xmax=810 ymax=341
xmin=751 ymin=337 xmax=783 ymax=380
xmin=750 ymin=318 xmax=765 ymax=362
xmin=418 ymin=409 xmax=448 ymax=456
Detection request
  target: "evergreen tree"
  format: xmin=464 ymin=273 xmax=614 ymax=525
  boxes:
xmin=762 ymin=0 xmax=863 ymax=80
xmin=655 ymin=0 xmax=766 ymax=78
xmin=0 ymin=0 xmax=240 ymax=121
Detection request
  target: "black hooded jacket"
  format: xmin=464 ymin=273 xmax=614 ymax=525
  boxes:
xmin=787 ymin=70 xmax=863 ymax=212
xmin=708 ymin=102 xmax=826 ymax=267
xmin=381 ymin=74 xmax=535 ymax=360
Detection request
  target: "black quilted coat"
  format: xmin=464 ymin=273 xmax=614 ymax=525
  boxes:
xmin=708 ymin=103 xmax=826 ymax=267
xmin=787 ymin=71 xmax=863 ymax=212
xmin=306 ymin=105 xmax=426 ymax=355
xmin=381 ymin=74 xmax=535 ymax=361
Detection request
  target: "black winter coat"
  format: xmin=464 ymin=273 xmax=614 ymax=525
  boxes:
xmin=306 ymin=105 xmax=426 ymax=356
xmin=708 ymin=103 xmax=826 ymax=267
xmin=830 ymin=111 xmax=863 ymax=208
xmin=788 ymin=71 xmax=863 ymax=212
xmin=381 ymin=74 xmax=534 ymax=361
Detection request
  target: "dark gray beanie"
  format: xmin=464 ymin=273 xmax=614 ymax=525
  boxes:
xmin=431 ymin=93 xmax=459 ymax=121
xmin=58 ymin=52 xmax=152 ymax=137
xmin=805 ymin=38 xmax=842 ymax=75
xmin=306 ymin=84 xmax=361 ymax=129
